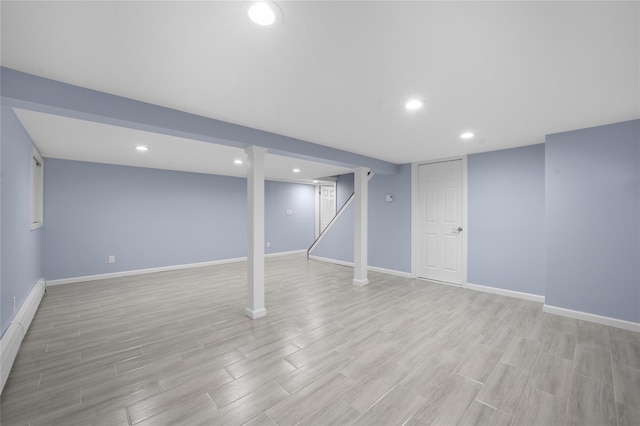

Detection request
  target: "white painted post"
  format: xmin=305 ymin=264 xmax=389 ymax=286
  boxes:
xmin=353 ymin=167 xmax=369 ymax=286
xmin=245 ymin=146 xmax=267 ymax=319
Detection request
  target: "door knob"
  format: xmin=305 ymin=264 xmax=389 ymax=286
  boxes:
xmin=452 ymin=226 xmax=463 ymax=233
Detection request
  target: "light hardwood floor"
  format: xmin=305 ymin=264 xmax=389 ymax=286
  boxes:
xmin=1 ymin=254 xmax=639 ymax=425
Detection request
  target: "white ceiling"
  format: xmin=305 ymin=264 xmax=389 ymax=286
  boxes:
xmin=13 ymin=108 xmax=350 ymax=183
xmin=2 ymin=1 xmax=639 ymax=171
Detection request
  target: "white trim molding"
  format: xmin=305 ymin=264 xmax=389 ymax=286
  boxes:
xmin=461 ymin=156 xmax=468 ymax=286
xmin=266 ymin=249 xmax=307 ymax=258
xmin=244 ymin=307 xmax=267 ymax=319
xmin=465 ymin=282 xmax=545 ymax=303
xmin=543 ymin=304 xmax=640 ymax=332
xmin=1 ymin=278 xmax=46 ymax=394
xmin=46 ymin=257 xmax=248 ymax=286
xmin=369 ymin=265 xmax=413 ymax=279
xmin=309 ymin=255 xmax=353 ymax=268
xmin=30 ymin=147 xmax=44 ymax=230
xmin=46 ymin=251 xmax=308 ymax=287
xmin=308 ymin=255 xmax=413 ymax=278
xmin=411 ymin=162 xmax=419 ymax=277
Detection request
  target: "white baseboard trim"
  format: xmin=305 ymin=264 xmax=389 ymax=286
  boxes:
xmin=265 ymin=249 xmax=307 ymax=258
xmin=46 ymin=257 xmax=248 ymax=286
xmin=368 ymin=265 xmax=414 ymax=279
xmin=308 ymin=255 xmax=413 ymax=279
xmin=1 ymin=278 xmax=46 ymax=394
xmin=464 ymin=282 xmax=545 ymax=303
xmin=46 ymin=251 xmax=310 ymax=286
xmin=245 ymin=307 xmax=267 ymax=319
xmin=543 ymin=304 xmax=640 ymax=332
xmin=308 ymin=255 xmax=353 ymax=268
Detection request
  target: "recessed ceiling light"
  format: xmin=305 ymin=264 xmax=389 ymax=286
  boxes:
xmin=405 ymin=99 xmax=424 ymax=110
xmin=234 ymin=159 xmax=243 ymax=165
xmin=312 ymin=180 xmax=319 ymax=183
xmin=293 ymin=168 xmax=301 ymax=173
xmin=248 ymin=2 xmax=277 ymax=25
xmin=460 ymin=132 xmax=475 ymax=140
xmin=136 ymin=145 xmax=149 ymax=152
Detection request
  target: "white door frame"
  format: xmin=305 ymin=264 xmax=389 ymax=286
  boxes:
xmin=314 ymin=182 xmax=337 ymax=239
xmin=314 ymin=184 xmax=321 ymax=239
xmin=411 ymin=156 xmax=468 ymax=285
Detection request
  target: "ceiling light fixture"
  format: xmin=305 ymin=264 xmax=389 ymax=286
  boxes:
xmin=293 ymin=168 xmax=301 ymax=173
xmin=234 ymin=159 xmax=243 ymax=165
xmin=460 ymin=132 xmax=475 ymax=140
xmin=136 ymin=145 xmax=149 ymax=152
xmin=248 ymin=2 xmax=277 ymax=26
xmin=405 ymin=99 xmax=424 ymax=110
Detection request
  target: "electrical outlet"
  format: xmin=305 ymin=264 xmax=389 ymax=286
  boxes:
xmin=266 ymin=242 xmax=271 ymax=248
xmin=286 ymin=210 xmax=292 ymax=215
xmin=108 ymin=255 xmax=115 ymax=264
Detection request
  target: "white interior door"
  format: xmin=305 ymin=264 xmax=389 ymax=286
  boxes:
xmin=320 ymin=184 xmax=336 ymax=233
xmin=418 ymin=160 xmax=463 ymax=284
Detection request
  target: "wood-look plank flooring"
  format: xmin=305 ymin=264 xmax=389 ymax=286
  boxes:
xmin=2 ymin=254 xmax=639 ymax=425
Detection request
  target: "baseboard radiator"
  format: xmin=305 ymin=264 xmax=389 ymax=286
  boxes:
xmin=0 ymin=279 xmax=45 ymax=394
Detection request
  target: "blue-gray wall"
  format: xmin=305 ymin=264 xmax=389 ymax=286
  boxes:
xmin=43 ymin=159 xmax=316 ymax=280
xmin=1 ymin=105 xmax=43 ymax=336
xmin=311 ymin=203 xmax=355 ymax=264
xmin=265 ymin=180 xmax=315 ymax=255
xmin=468 ymin=144 xmax=546 ymax=296
xmin=336 ymin=173 xmax=354 ymax=209
xmin=313 ymin=164 xmax=412 ymax=273
xmin=368 ymin=164 xmax=412 ymax=272
xmin=545 ymin=120 xmax=639 ymax=323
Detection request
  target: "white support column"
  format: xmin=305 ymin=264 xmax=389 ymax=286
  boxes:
xmin=245 ymin=146 xmax=267 ymax=319
xmin=353 ymin=167 xmax=369 ymax=286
